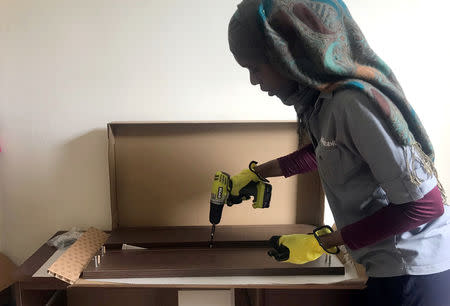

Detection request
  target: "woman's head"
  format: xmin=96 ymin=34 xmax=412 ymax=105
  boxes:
xmin=228 ymin=0 xmax=435 ymax=162
xmin=227 ymin=0 xmax=391 ymax=94
xmin=228 ymin=0 xmax=299 ymax=102
xmin=235 ymin=54 xmax=298 ymax=101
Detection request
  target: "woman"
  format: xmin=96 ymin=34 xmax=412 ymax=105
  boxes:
xmin=227 ymin=0 xmax=450 ymax=305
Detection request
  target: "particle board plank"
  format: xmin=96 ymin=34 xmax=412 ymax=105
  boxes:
xmin=105 ymin=224 xmax=315 ymax=249
xmin=82 ymin=248 xmax=344 ymax=279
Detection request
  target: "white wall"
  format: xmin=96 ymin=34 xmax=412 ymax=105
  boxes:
xmin=0 ymin=0 xmax=448 ymax=264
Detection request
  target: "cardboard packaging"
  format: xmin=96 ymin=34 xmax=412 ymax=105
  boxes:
xmin=107 ymin=121 xmax=324 ymax=229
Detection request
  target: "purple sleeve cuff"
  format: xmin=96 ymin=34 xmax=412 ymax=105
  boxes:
xmin=277 ymin=144 xmax=318 ymax=178
xmin=341 ymin=184 xmax=445 ymax=250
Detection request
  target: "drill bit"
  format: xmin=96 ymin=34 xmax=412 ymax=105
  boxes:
xmin=209 ymin=224 xmax=216 ymax=248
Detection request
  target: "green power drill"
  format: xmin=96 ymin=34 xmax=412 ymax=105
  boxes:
xmin=208 ymin=162 xmax=272 ymax=248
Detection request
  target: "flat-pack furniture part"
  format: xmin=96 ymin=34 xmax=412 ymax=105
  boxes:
xmin=83 ymin=225 xmax=345 ymax=279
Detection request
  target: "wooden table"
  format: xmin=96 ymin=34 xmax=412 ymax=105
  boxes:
xmin=14 ymin=232 xmax=68 ymax=306
xmin=15 ymin=230 xmax=367 ymax=306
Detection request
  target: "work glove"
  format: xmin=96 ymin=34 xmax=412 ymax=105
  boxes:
xmin=229 ymin=161 xmax=269 ymax=206
xmin=267 ymin=225 xmax=339 ymax=265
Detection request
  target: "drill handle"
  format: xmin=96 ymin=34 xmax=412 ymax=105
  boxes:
xmin=227 ymin=194 xmax=245 ymax=206
xmin=227 ymin=181 xmax=257 ymax=206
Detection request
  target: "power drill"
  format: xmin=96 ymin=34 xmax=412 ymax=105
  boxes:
xmin=208 ymin=166 xmax=272 ymax=248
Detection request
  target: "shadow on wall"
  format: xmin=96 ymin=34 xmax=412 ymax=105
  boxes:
xmin=52 ymin=128 xmax=111 ymax=231
xmin=2 ymin=128 xmax=112 ymax=264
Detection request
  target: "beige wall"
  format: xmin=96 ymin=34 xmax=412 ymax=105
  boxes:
xmin=0 ymin=0 xmax=449 ymax=264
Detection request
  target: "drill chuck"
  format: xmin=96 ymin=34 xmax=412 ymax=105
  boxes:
xmin=209 ymin=202 xmax=224 ymax=225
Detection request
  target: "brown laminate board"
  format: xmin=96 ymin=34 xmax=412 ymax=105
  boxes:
xmin=105 ymin=224 xmax=315 ymax=249
xmin=68 ymin=287 xmax=178 ymax=306
xmin=82 ymin=248 xmax=344 ymax=279
xmin=16 ymin=231 xmax=69 ymax=291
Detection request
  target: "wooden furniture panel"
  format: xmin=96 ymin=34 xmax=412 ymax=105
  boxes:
xmin=105 ymin=224 xmax=315 ymax=249
xmin=14 ymin=232 xmax=69 ymax=306
xmin=266 ymin=289 xmax=366 ymax=306
xmin=235 ymin=288 xmax=366 ymax=306
xmin=0 ymin=287 xmax=12 ymax=306
xmin=68 ymin=287 xmax=178 ymax=306
xmin=86 ymin=225 xmax=344 ymax=279
xmin=83 ymin=248 xmax=344 ymax=279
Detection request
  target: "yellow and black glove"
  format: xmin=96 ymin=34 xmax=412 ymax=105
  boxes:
xmin=229 ymin=161 xmax=269 ymax=206
xmin=267 ymin=225 xmax=339 ymax=264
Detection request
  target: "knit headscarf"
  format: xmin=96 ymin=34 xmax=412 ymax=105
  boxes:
xmin=228 ymin=0 xmax=446 ymax=203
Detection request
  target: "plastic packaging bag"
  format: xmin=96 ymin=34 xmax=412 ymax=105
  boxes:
xmin=46 ymin=227 xmax=83 ymax=249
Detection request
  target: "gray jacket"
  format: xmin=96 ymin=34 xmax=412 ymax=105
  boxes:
xmin=303 ymin=89 xmax=450 ymax=277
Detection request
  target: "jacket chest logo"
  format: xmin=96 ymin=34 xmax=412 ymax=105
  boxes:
xmin=320 ymin=137 xmax=337 ymax=147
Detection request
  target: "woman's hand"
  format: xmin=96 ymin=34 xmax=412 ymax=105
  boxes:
xmin=230 ymin=165 xmax=261 ymax=197
xmin=268 ymin=226 xmax=342 ymax=264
